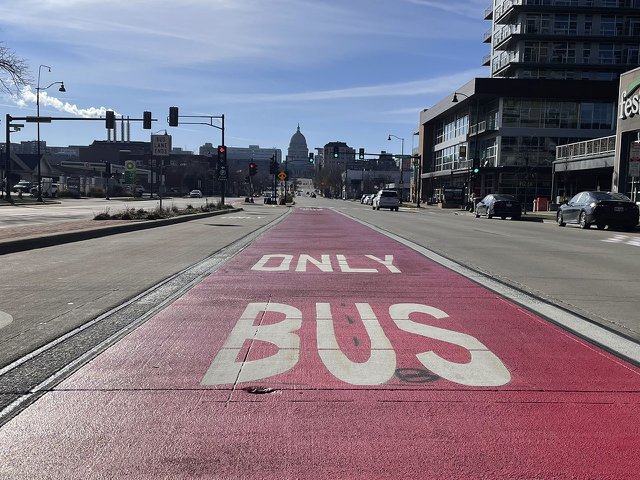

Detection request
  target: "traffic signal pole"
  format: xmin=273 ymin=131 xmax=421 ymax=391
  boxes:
xmin=171 ymin=111 xmax=226 ymax=205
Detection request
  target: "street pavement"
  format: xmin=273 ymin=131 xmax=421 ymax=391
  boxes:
xmin=0 ymin=205 xmax=638 ymax=479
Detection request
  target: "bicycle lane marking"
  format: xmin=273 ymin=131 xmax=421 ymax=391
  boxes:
xmin=1 ymin=207 xmax=639 ymax=479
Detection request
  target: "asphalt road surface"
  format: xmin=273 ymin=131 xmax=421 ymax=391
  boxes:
xmin=0 ymin=197 xmax=638 ymax=478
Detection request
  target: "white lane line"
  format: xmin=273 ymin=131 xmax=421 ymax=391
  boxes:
xmin=0 ymin=310 xmax=12 ymax=330
xmin=342 ymin=212 xmax=640 ymax=365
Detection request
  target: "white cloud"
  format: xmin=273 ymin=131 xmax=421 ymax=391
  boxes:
xmin=405 ymin=0 xmax=487 ymax=19
xmin=222 ymin=68 xmax=484 ymax=103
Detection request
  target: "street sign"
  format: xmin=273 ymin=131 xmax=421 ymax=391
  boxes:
xmin=216 ymin=160 xmax=228 ymax=181
xmin=277 ymin=171 xmax=287 ymax=181
xmin=151 ymin=134 xmax=172 ymax=156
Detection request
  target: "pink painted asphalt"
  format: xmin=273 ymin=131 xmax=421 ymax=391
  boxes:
xmin=1 ymin=207 xmax=639 ymax=479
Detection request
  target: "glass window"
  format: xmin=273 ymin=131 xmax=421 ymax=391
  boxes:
xmin=601 ymin=17 xmax=616 ymax=36
xmin=569 ymin=193 xmax=584 ymax=204
xmin=599 ymin=44 xmax=614 ymax=64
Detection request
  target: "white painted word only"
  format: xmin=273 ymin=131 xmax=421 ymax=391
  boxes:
xmin=251 ymin=254 xmax=401 ymax=273
xmin=201 ymin=302 xmax=511 ymax=388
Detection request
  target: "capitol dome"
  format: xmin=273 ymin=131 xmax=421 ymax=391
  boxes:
xmin=289 ymin=125 xmax=307 ymax=150
xmin=287 ymin=124 xmax=308 ymax=163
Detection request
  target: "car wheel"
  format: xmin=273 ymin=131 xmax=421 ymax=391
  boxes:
xmin=501 ymin=216 xmax=506 ymax=220
xmin=557 ymin=212 xmax=566 ymax=227
xmin=372 ymin=206 xmax=375 ymax=210
xmin=596 ymin=222 xmax=606 ymax=230
xmin=376 ymin=206 xmax=380 ymax=210
xmin=579 ymin=211 xmax=590 ymax=229
xmin=487 ymin=213 xmax=493 ymax=219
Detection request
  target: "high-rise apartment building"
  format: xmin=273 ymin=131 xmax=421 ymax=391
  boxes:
xmin=418 ymin=1 xmax=640 ymax=206
xmin=485 ymin=0 xmax=640 ymax=80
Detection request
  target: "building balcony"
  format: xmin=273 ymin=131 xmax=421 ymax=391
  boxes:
xmin=484 ymin=5 xmax=493 ymax=20
xmin=494 ymin=0 xmax=521 ymax=25
xmin=556 ymin=136 xmax=616 ymax=162
xmin=482 ymin=54 xmax=491 ymax=67
xmin=483 ymin=29 xmax=492 ymax=43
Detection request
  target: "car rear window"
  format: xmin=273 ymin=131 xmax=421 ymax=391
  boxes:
xmin=591 ymin=191 xmax=631 ymax=201
xmin=381 ymin=191 xmax=398 ymax=197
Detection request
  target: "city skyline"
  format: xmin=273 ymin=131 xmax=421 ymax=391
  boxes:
xmin=0 ymin=0 xmax=487 ymax=156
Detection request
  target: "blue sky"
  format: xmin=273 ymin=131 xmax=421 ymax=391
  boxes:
xmin=0 ymin=0 xmax=488 ymax=156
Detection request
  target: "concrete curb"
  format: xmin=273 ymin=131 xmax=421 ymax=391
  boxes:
xmin=0 ymin=208 xmax=244 ymax=255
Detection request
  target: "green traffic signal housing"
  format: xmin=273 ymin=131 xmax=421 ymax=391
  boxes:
xmin=472 ymin=158 xmax=480 ymax=174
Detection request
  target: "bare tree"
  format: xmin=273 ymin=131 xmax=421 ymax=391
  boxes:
xmin=0 ymin=43 xmax=31 ymax=94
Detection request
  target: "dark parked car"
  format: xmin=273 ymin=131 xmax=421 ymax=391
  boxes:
xmin=557 ymin=191 xmax=639 ymax=230
xmin=475 ymin=194 xmax=521 ymax=220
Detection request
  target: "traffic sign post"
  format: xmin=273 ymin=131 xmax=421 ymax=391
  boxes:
xmin=151 ymin=134 xmax=172 ymax=209
xmin=124 ymin=160 xmax=136 ymax=186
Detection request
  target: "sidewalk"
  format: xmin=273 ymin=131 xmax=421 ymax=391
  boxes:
xmin=0 ymin=208 xmax=243 ymax=255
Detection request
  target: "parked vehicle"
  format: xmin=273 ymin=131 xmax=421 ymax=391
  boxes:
xmin=475 ymin=194 xmax=522 ymax=220
xmin=30 ymin=182 xmax=59 ymax=198
xmin=372 ymin=190 xmax=400 ymax=211
xmin=189 ymin=189 xmax=203 ymax=198
xmin=29 ymin=178 xmax=59 ymax=198
xmin=556 ymin=191 xmax=639 ymax=230
xmin=11 ymin=180 xmax=33 ymax=194
xmin=361 ymin=193 xmax=374 ymax=205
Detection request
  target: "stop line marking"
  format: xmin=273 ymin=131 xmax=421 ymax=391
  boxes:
xmin=602 ymin=234 xmax=640 ymax=247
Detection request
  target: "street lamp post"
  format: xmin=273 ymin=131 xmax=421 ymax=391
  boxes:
xmin=388 ymin=134 xmax=405 ymax=202
xmin=36 ymin=65 xmax=65 ymax=202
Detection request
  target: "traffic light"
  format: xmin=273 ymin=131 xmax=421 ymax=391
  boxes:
xmin=169 ymin=106 xmax=179 ymax=127
xmin=269 ymin=158 xmax=278 ymax=174
xmin=333 ymin=146 xmax=339 ymax=158
xmin=472 ymin=158 xmax=480 ymax=175
xmin=249 ymin=162 xmax=257 ymax=176
xmin=359 ymin=148 xmax=365 ymax=160
xmin=143 ymin=111 xmax=152 ymax=129
xmin=218 ymin=145 xmax=227 ymax=163
xmin=309 ymin=152 xmax=314 ymax=163
xmin=105 ymin=110 xmax=115 ymax=129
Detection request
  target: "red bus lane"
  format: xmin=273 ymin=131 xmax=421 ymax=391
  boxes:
xmin=1 ymin=207 xmax=639 ymax=479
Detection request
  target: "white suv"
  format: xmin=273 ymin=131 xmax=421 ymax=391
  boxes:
xmin=372 ymin=190 xmax=400 ymax=211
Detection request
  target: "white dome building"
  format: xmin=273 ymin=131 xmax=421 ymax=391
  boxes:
xmin=286 ymin=125 xmax=313 ymax=177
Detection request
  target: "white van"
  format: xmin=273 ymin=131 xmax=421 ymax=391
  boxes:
xmin=372 ymin=190 xmax=400 ymax=211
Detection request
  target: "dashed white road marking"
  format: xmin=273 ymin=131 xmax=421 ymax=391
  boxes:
xmin=0 ymin=310 xmax=13 ymax=330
